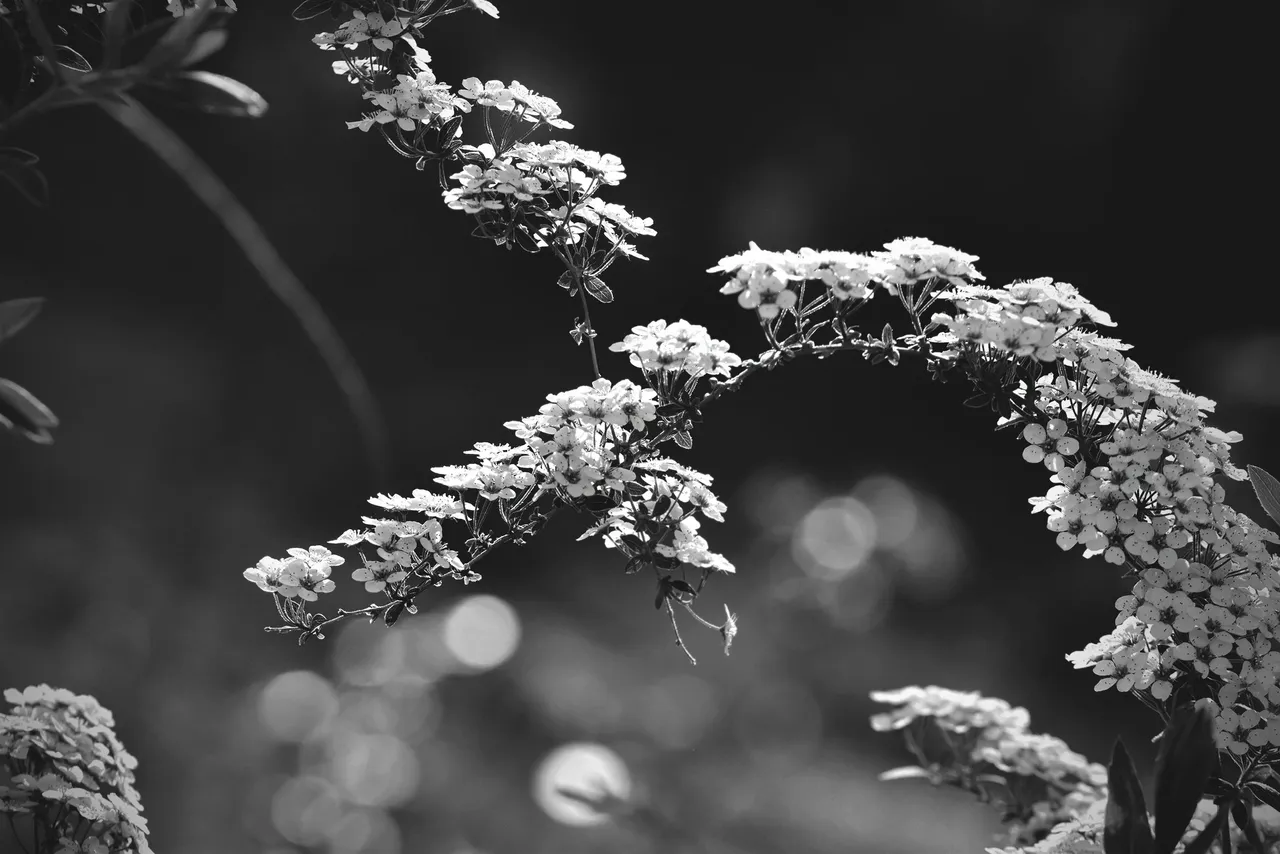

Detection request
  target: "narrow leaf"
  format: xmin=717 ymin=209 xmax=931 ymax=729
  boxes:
xmin=877 ymin=766 xmax=933 ymax=782
xmin=0 ymin=297 xmax=44 ymax=345
xmin=291 ymin=0 xmax=333 ymax=20
xmin=1180 ymin=800 xmax=1229 ymax=854
xmin=54 ymin=46 xmax=93 ymax=74
xmin=582 ymin=274 xmax=614 ymax=304
xmin=383 ymin=601 xmax=405 ymax=627
xmin=1247 ymin=781 xmax=1280 ymax=813
xmin=99 ymin=96 xmax=389 ymax=482
xmin=1247 ymin=465 xmax=1280 ymax=530
xmin=1152 ymin=702 xmax=1217 ymax=854
xmin=140 ymin=71 xmax=268 ymax=118
xmin=0 ymin=378 xmax=58 ymax=444
xmin=0 ymin=151 xmax=49 ymax=207
xmin=1105 ymin=739 xmax=1154 ymax=854
xmin=1231 ymin=799 xmax=1266 ymax=853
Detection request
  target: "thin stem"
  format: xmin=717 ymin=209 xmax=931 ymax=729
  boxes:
xmin=665 ymin=599 xmax=696 ymax=665
xmin=577 ymin=283 xmax=601 ymax=379
xmin=98 ymin=96 xmax=391 ymax=484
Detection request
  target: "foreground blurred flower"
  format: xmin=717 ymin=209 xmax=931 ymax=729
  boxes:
xmin=0 ymin=685 xmax=151 ymax=853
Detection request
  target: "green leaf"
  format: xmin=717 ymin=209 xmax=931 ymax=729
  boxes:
xmin=1181 ymin=799 xmax=1229 ymax=854
xmin=1247 ymin=465 xmax=1280 ymax=530
xmin=54 ymin=45 xmax=92 ymax=74
xmin=0 ymin=149 xmax=49 ymax=207
xmin=1152 ymin=702 xmax=1217 ymax=854
xmin=0 ymin=297 xmax=45 ymax=345
xmin=877 ymin=765 xmax=933 ymax=782
xmin=582 ymin=274 xmax=614 ymax=304
xmin=0 ymin=378 xmax=57 ymax=444
xmin=1231 ymin=798 xmax=1266 ymax=853
xmin=140 ymin=71 xmax=267 ymax=118
xmin=1104 ymin=739 xmax=1154 ymax=854
xmin=383 ymin=601 xmax=405 ymax=627
xmin=291 ymin=0 xmax=333 ymax=20
xmin=1246 ymin=780 xmax=1280 ymax=813
xmin=673 ymin=429 xmax=693 ymax=449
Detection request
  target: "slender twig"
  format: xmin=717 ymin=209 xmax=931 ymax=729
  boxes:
xmin=577 ymin=282 xmax=601 ymax=379
xmin=97 ymin=96 xmax=391 ymax=483
xmin=665 ymin=599 xmax=696 ymax=665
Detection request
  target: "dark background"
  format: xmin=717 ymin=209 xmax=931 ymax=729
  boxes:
xmin=0 ymin=2 xmax=1273 ymax=852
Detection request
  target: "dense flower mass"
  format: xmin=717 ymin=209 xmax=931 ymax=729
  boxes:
xmin=0 ymin=685 xmax=151 ymax=854
xmin=246 ymin=370 xmax=737 ymax=628
xmin=609 ymin=319 xmax=741 ymax=378
xmin=708 ymin=234 xmax=1280 ymax=770
xmin=870 ymin=686 xmax=1106 ymax=847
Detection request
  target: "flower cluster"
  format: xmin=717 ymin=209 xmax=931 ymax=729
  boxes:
xmin=243 ymin=545 xmax=345 ymax=602
xmin=0 ymin=685 xmax=150 ymax=854
xmin=871 ymin=685 xmax=1106 ymax=847
xmin=931 ymin=278 xmax=1116 ymax=362
xmin=609 ymin=319 xmax=741 ymax=378
xmin=703 ymin=235 xmax=1280 ymax=772
xmin=246 ymin=368 xmax=737 ymax=639
xmin=457 ymin=78 xmax=573 ymax=129
xmin=306 ymin=1 xmax=653 ymax=276
xmin=442 ymin=140 xmax=651 ymax=261
xmin=930 ymin=279 xmax=1280 ymax=756
xmin=707 ymin=237 xmax=981 ymax=320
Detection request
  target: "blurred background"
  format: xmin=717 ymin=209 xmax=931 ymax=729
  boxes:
xmin=0 ymin=1 xmax=1272 ymax=852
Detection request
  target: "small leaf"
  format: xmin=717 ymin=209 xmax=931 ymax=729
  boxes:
xmin=291 ymin=0 xmax=334 ymax=19
xmin=1246 ymin=780 xmax=1280 ymax=813
xmin=881 ymin=323 xmax=894 ymax=346
xmin=0 ymin=296 xmax=44 ymax=345
xmin=439 ymin=115 xmax=463 ymax=142
xmin=1231 ymin=798 xmax=1266 ymax=854
xmin=669 ymin=579 xmax=696 ymax=596
xmin=1104 ymin=739 xmax=1153 ymax=854
xmin=673 ymin=429 xmax=693 ymax=449
xmin=556 ymin=270 xmax=575 ymax=291
xmin=140 ymin=71 xmax=267 ymax=118
xmin=55 ymin=46 xmax=93 ymax=74
xmin=877 ymin=765 xmax=933 ymax=782
xmin=1180 ymin=799 xmax=1229 ymax=854
xmin=0 ymin=378 xmax=58 ymax=444
xmin=582 ymin=274 xmax=614 ymax=304
xmin=1247 ymin=465 xmax=1280 ymax=530
xmin=0 ymin=148 xmax=49 ymax=207
xmin=1152 ymin=702 xmax=1218 ymax=854
xmin=383 ymin=601 xmax=405 ymax=627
